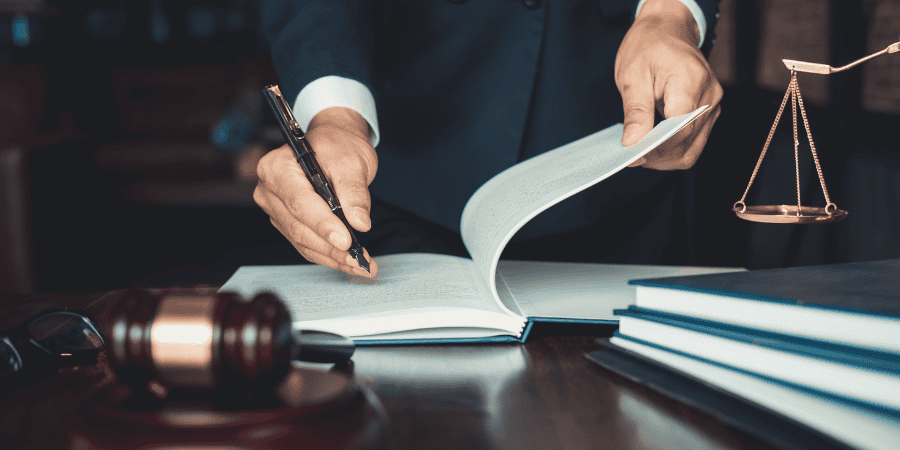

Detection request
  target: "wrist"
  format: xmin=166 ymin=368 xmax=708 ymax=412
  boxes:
xmin=308 ymin=107 xmax=372 ymax=142
xmin=634 ymin=0 xmax=701 ymax=46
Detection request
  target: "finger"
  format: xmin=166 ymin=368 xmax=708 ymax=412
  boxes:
xmin=659 ymin=75 xmax=701 ymax=144
xmin=642 ymin=122 xmax=692 ymax=167
xmin=269 ymin=207 xmax=377 ymax=277
xmin=261 ymin=187 xmax=352 ymax=260
xmin=261 ymin=149 xmax=355 ymax=250
xmin=320 ymin=152 xmax=373 ymax=232
xmin=305 ymin=130 xmax=377 ymax=233
xmin=661 ymin=77 xmax=699 ymax=119
xmin=644 ymin=104 xmax=719 ymax=170
xmin=638 ymin=73 xmax=712 ymax=168
xmin=619 ymin=71 xmax=656 ymax=147
xmin=296 ymin=241 xmax=378 ymax=278
xmin=299 ymin=244 xmax=377 ymax=278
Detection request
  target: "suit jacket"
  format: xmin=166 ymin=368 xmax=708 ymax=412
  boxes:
xmin=262 ymin=0 xmax=720 ymax=264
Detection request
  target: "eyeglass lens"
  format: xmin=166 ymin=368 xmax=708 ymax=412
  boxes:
xmin=25 ymin=312 xmax=104 ymax=355
xmin=1 ymin=336 xmax=24 ymax=374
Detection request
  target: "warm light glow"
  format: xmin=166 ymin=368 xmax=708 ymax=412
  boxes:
xmin=152 ymin=324 xmax=212 ymax=345
xmin=149 ymin=295 xmax=217 ymax=389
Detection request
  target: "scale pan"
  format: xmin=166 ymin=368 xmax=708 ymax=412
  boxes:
xmin=733 ymin=204 xmax=847 ymax=224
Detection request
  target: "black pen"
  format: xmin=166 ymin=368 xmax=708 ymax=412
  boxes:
xmin=262 ymin=85 xmax=370 ymax=274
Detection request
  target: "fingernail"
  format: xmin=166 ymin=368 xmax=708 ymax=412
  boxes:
xmin=329 ymin=231 xmax=348 ymax=248
xmin=635 ymin=157 xmax=647 ymax=165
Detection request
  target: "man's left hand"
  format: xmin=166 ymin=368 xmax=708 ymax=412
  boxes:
xmin=615 ymin=0 xmax=723 ymax=170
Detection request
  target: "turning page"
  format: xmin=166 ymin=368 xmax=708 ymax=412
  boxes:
xmin=460 ymin=106 xmax=710 ymax=313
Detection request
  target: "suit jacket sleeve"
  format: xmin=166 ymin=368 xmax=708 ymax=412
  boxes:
xmin=261 ymin=0 xmax=377 ymax=105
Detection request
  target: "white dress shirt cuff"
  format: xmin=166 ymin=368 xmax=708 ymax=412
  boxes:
xmin=635 ymin=0 xmax=708 ymax=48
xmin=292 ymin=75 xmax=381 ymax=147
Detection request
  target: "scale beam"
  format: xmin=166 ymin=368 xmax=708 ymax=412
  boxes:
xmin=782 ymin=41 xmax=900 ymax=74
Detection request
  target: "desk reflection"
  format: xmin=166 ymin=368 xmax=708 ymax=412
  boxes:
xmin=617 ymin=391 xmax=726 ymax=450
xmin=291 ymin=336 xmax=786 ymax=450
xmin=350 ymin=344 xmax=528 ymax=416
xmin=334 ymin=344 xmax=527 ymax=448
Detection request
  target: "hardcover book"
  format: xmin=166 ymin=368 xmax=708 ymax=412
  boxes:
xmin=598 ymin=337 xmax=900 ymax=450
xmin=628 ymin=258 xmax=900 ymax=353
xmin=221 ymin=107 xmax=740 ymax=344
xmin=614 ymin=307 xmax=900 ymax=411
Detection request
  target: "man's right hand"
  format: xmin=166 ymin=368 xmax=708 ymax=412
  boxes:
xmin=253 ymin=106 xmax=379 ymax=277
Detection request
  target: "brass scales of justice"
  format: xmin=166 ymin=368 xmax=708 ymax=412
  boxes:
xmin=733 ymin=39 xmax=900 ymax=224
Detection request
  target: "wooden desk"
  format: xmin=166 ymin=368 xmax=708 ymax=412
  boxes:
xmin=0 ymin=291 xmax=838 ymax=450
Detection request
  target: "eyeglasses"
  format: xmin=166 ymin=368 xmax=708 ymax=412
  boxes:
xmin=1 ymin=309 xmax=105 ymax=385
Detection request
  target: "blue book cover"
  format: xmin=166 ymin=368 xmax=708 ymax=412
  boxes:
xmin=593 ymin=336 xmax=900 ymax=450
xmin=616 ymin=307 xmax=900 ymax=372
xmin=613 ymin=307 xmax=900 ymax=412
xmin=627 ymin=259 xmax=900 ymax=353
xmin=629 ymin=258 xmax=900 ymax=318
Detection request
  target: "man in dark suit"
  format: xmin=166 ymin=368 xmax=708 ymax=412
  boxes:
xmin=253 ymin=0 xmax=722 ymax=277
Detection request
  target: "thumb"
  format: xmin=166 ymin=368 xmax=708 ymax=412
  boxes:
xmin=621 ymin=96 xmax=655 ymax=147
xmin=619 ymin=67 xmax=656 ymax=147
xmin=330 ymin=165 xmax=373 ymax=233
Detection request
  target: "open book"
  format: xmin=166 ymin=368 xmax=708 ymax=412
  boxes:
xmin=220 ymin=106 xmax=739 ymax=343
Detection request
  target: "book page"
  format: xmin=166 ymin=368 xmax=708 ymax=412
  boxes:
xmin=460 ymin=107 xmax=709 ymax=312
xmin=219 ymin=253 xmax=524 ymax=336
xmin=497 ymin=261 xmax=744 ymax=321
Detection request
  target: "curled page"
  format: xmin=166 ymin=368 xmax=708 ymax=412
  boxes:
xmin=460 ymin=106 xmax=710 ymax=315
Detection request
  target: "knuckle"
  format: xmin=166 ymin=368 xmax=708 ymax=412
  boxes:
xmin=343 ymin=182 xmax=371 ymax=202
xmin=296 ymin=247 xmax=316 ymax=264
xmin=287 ymin=193 xmax=309 ymax=219
xmin=676 ymin=152 xmax=700 ymax=170
xmin=624 ymin=102 xmax=653 ymax=114
xmin=269 ymin=217 xmax=285 ymax=236
xmin=252 ymin=184 xmax=267 ymax=208
xmin=288 ymin=221 xmax=307 ymax=244
xmin=712 ymin=83 xmax=725 ymax=102
xmin=314 ymin=219 xmax=337 ymax=243
xmin=623 ymin=103 xmax=654 ymax=123
xmin=256 ymin=149 xmax=278 ymax=180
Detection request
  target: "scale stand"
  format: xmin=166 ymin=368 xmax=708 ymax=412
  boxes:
xmin=733 ymin=39 xmax=900 ymax=224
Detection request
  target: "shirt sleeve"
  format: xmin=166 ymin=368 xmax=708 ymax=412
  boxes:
xmin=293 ymin=76 xmax=380 ymax=148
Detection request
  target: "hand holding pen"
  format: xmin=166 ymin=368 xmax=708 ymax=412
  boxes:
xmin=254 ymin=86 xmax=378 ymax=277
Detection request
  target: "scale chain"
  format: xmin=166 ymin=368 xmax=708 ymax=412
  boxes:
xmin=735 ymin=71 xmax=836 ymax=215
xmin=737 ymin=76 xmax=793 ymax=205
xmin=792 ymin=73 xmax=801 ymax=215
xmin=793 ymin=76 xmax=833 ymax=206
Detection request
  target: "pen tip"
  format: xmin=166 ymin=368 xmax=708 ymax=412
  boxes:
xmin=349 ymin=247 xmax=370 ymax=274
xmin=358 ymin=257 xmax=371 ymax=274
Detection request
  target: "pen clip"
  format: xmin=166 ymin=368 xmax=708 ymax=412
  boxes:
xmin=264 ymin=85 xmax=303 ymax=137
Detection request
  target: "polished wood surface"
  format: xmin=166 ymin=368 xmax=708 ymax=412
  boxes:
xmin=1 ymin=291 xmax=799 ymax=450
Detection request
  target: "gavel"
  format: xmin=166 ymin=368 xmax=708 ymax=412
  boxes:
xmin=103 ymin=290 xmax=354 ymax=392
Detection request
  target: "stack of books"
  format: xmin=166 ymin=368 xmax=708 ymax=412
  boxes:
xmin=605 ymin=259 xmax=900 ymax=450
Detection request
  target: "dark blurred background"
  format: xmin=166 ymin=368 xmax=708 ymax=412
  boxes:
xmin=0 ymin=0 xmax=898 ymax=293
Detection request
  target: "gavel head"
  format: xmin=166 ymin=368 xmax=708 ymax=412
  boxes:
xmin=104 ymin=290 xmax=294 ymax=393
